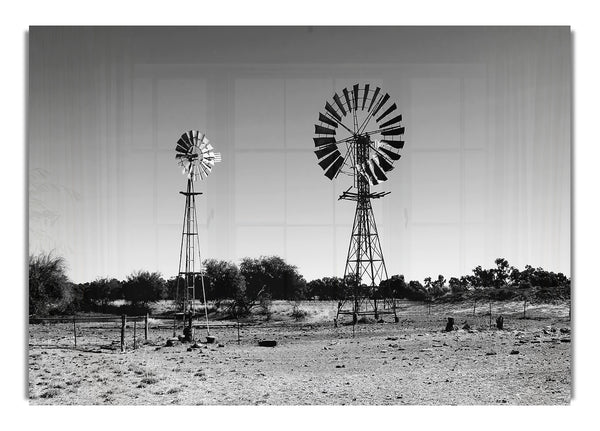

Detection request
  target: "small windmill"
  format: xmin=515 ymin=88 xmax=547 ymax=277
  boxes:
xmin=175 ymin=130 xmax=221 ymax=341
xmin=312 ymin=84 xmax=405 ymax=322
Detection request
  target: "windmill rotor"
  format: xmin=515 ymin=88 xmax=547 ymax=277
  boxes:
xmin=175 ymin=130 xmax=221 ymax=181
xmin=313 ymin=84 xmax=405 ymax=186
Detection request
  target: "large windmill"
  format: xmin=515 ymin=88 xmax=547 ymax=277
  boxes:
xmin=175 ymin=130 xmax=221 ymax=341
xmin=313 ymin=84 xmax=405 ymax=322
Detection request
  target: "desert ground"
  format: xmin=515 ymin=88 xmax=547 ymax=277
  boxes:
xmin=28 ymin=300 xmax=571 ymax=405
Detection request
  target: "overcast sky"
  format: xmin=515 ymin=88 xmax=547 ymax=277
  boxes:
xmin=28 ymin=26 xmax=571 ymax=283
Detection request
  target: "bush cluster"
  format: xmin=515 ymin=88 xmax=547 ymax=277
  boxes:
xmin=29 ymin=252 xmax=570 ymax=317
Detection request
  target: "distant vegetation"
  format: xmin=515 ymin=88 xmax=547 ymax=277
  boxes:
xmin=28 ymin=253 xmax=570 ymax=317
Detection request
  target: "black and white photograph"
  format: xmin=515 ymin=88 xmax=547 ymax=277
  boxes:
xmin=25 ymin=24 xmax=575 ymax=407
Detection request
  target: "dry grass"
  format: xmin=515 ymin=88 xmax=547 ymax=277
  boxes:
xmin=28 ymin=299 xmax=571 ymax=405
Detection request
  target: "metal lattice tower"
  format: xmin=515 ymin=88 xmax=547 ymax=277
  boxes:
xmin=174 ymin=130 xmax=221 ymax=341
xmin=340 ymin=136 xmax=390 ymax=319
xmin=312 ymin=84 xmax=405 ymax=322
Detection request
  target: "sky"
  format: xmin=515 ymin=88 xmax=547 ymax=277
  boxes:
xmin=28 ymin=26 xmax=571 ymax=284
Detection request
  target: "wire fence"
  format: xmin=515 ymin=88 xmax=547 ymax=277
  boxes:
xmin=28 ymin=299 xmax=570 ymax=352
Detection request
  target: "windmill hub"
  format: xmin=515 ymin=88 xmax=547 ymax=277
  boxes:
xmin=312 ymin=84 xmax=405 ymax=321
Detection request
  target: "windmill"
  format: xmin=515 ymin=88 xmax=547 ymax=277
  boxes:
xmin=175 ymin=130 xmax=221 ymax=341
xmin=313 ymin=84 xmax=405 ymax=322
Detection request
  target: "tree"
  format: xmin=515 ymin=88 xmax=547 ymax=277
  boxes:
xmin=449 ymin=277 xmax=467 ymax=295
xmin=122 ymin=271 xmax=166 ymax=306
xmin=240 ymin=256 xmax=306 ymax=300
xmin=29 ymin=252 xmax=71 ymax=315
xmin=201 ymin=259 xmax=246 ymax=302
xmin=493 ymin=258 xmax=510 ymax=288
xmin=306 ymin=276 xmax=345 ymax=300
xmin=471 ymin=265 xmax=494 ymax=289
xmin=403 ymin=280 xmax=427 ymax=301
xmin=85 ymin=277 xmax=122 ymax=308
xmin=431 ymin=274 xmax=447 ymax=298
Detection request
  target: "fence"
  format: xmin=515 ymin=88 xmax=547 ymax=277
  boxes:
xmin=28 ymin=299 xmax=570 ymax=351
xmin=28 ymin=313 xmax=255 ymax=352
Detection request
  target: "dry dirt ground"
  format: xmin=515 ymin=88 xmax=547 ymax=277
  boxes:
xmin=28 ymin=300 xmax=571 ymax=405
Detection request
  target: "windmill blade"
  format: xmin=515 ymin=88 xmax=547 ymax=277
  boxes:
xmin=361 ymin=84 xmax=369 ymax=110
xmin=319 ymin=112 xmax=338 ymax=129
xmin=379 ymin=114 xmax=403 ymax=129
xmin=370 ymin=159 xmax=388 ymax=182
xmin=333 ymin=93 xmax=347 ymax=116
xmin=381 ymin=139 xmax=405 ymax=149
xmin=379 ymin=146 xmax=401 ymax=161
xmin=381 ymin=126 xmax=405 ymax=136
xmin=324 ymin=156 xmax=344 ymax=180
xmin=199 ymin=162 xmax=211 ymax=177
xmin=315 ymin=125 xmax=336 ymax=135
xmin=188 ymin=130 xmax=198 ymax=145
xmin=214 ymin=153 xmax=222 ymax=163
xmin=372 ymin=93 xmax=390 ymax=116
xmin=318 ymin=150 xmax=342 ymax=170
xmin=342 ymin=88 xmax=352 ymax=112
xmin=180 ymin=132 xmax=192 ymax=146
xmin=363 ymin=162 xmax=378 ymax=185
xmin=376 ymin=154 xmax=394 ymax=172
xmin=376 ymin=103 xmax=397 ymax=123
xmin=325 ymin=102 xmax=342 ymax=122
xmin=368 ymin=87 xmax=381 ymax=112
xmin=176 ymin=137 xmax=191 ymax=153
xmin=315 ymin=144 xmax=338 ymax=160
xmin=313 ymin=137 xmax=336 ymax=147
xmin=352 ymin=84 xmax=359 ymax=111
xmin=201 ymin=160 xmax=213 ymax=171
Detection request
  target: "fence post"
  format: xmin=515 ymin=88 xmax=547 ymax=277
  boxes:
xmin=73 ymin=316 xmax=77 ymax=347
xmin=144 ymin=313 xmax=149 ymax=341
xmin=133 ymin=320 xmax=137 ymax=350
xmin=237 ymin=320 xmax=240 ymax=344
xmin=121 ymin=314 xmax=126 ymax=353
xmin=489 ymin=302 xmax=492 ymax=328
xmin=172 ymin=314 xmax=176 ymax=337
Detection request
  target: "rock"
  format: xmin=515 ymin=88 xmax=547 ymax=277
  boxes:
xmin=496 ymin=316 xmax=504 ymax=330
xmin=335 ymin=364 xmax=345 ymax=368
xmin=206 ymin=336 xmax=216 ymax=344
xmin=386 ymin=337 xmax=398 ymax=341
xmin=187 ymin=347 xmax=193 ymax=352
xmin=445 ymin=318 xmax=455 ymax=332
xmin=510 ymin=350 xmax=520 ymax=355
xmin=165 ymin=339 xmax=175 ymax=347
xmin=258 ymin=340 xmax=277 ymax=347
xmin=462 ymin=323 xmax=470 ymax=330
xmin=560 ymin=338 xmax=571 ymax=343
xmin=560 ymin=328 xmax=570 ymax=334
xmin=218 ymin=343 xmax=225 ymax=348
xmin=485 ymin=351 xmax=497 ymax=356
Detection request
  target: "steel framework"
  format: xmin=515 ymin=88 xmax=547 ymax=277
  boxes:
xmin=176 ymin=178 xmax=210 ymax=341
xmin=337 ymin=135 xmax=397 ymax=322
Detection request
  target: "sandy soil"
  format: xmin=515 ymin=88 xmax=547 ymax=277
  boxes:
xmin=28 ymin=300 xmax=571 ymax=405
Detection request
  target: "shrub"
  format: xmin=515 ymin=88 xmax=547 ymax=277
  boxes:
xmin=122 ymin=271 xmax=166 ymax=306
xmin=291 ymin=303 xmax=308 ymax=321
xmin=29 ymin=252 xmax=72 ymax=316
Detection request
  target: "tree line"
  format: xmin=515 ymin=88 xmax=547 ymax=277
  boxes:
xmin=29 ymin=253 xmax=570 ymax=317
